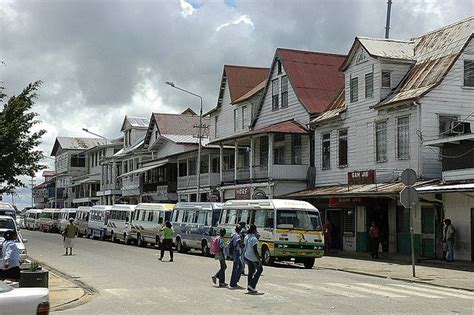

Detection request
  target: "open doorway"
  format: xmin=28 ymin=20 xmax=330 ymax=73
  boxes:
xmin=325 ymin=209 xmax=343 ymax=251
xmin=366 ymin=199 xmax=389 ymax=252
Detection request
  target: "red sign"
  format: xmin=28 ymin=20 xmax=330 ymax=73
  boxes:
xmin=347 ymin=170 xmax=376 ymax=185
xmin=329 ymin=197 xmax=368 ymax=208
xmin=235 ymin=188 xmax=250 ymax=200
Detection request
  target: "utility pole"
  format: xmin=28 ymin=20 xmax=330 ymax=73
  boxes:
xmin=30 ymin=177 xmax=36 ymax=208
xmin=385 ymin=0 xmax=393 ymax=39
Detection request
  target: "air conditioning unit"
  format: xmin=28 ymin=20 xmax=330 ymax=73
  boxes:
xmin=449 ymin=121 xmax=464 ymax=135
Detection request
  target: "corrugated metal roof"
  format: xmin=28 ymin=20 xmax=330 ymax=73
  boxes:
xmin=224 ymin=65 xmax=270 ymax=103
xmin=288 ymin=180 xmax=434 ymax=198
xmin=162 ymin=134 xmax=210 ymax=145
xmin=51 ymin=137 xmax=105 ymax=156
xmin=113 ymin=137 xmax=145 ymax=157
xmin=417 ymin=182 xmax=474 ymax=193
xmin=357 ymin=37 xmax=414 ymax=60
xmin=154 ymin=113 xmax=210 ymax=137
xmin=120 ymin=116 xmax=149 ymax=131
xmin=311 ymin=89 xmax=345 ymax=124
xmin=276 ymin=48 xmax=346 ymax=114
xmin=233 ymin=79 xmax=266 ymax=104
xmin=377 ymin=16 xmax=474 ymax=107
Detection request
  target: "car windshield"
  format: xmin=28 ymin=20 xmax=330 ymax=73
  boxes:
xmin=276 ymin=209 xmax=322 ymax=231
xmin=0 ymin=218 xmax=15 ymax=230
xmin=0 ymin=281 xmax=13 ymax=293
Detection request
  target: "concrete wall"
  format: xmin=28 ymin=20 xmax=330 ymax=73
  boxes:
xmin=444 ymin=193 xmax=473 ymax=261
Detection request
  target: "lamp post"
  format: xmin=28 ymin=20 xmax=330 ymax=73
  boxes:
xmin=82 ymin=128 xmax=108 ymax=146
xmin=166 ymin=81 xmax=203 ymax=202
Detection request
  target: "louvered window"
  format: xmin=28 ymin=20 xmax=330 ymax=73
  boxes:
xmin=397 ymin=116 xmax=410 ymax=160
xmin=365 ymin=72 xmax=374 ymax=98
xmin=281 ymin=76 xmax=288 ymax=108
xmin=350 ymin=77 xmax=358 ymax=103
xmin=375 ymin=121 xmax=387 ymax=162
xmin=272 ymin=79 xmax=279 ymax=110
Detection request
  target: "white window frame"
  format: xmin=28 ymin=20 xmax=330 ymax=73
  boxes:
xmin=281 ymin=76 xmax=288 ymax=108
xmin=272 ymin=79 xmax=279 ymax=110
xmin=396 ymin=116 xmax=410 ymax=160
xmin=338 ymin=129 xmax=348 ymax=168
xmin=381 ymin=71 xmax=391 ymax=88
xmin=375 ymin=120 xmax=388 ymax=163
xmin=365 ymin=72 xmax=374 ymax=98
xmin=322 ymin=133 xmax=331 ymax=170
xmin=241 ymin=106 xmax=247 ymax=130
xmin=464 ymin=59 xmax=474 ymax=87
xmin=350 ymin=77 xmax=358 ymax=103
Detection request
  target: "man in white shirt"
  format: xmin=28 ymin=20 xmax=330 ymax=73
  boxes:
xmin=243 ymin=224 xmax=263 ymax=294
xmin=0 ymin=230 xmax=21 ymax=280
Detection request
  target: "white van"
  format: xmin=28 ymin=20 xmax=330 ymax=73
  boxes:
xmin=59 ymin=208 xmax=77 ymax=233
xmin=107 ymin=205 xmax=136 ymax=244
xmin=25 ymin=209 xmax=43 ymax=230
xmin=75 ymin=206 xmax=90 ymax=237
xmin=130 ymin=203 xmax=174 ymax=247
xmin=39 ymin=208 xmax=61 ymax=232
xmin=88 ymin=205 xmax=112 ymax=240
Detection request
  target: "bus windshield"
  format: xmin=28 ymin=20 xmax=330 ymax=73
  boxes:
xmin=0 ymin=218 xmax=16 ymax=230
xmin=276 ymin=209 xmax=322 ymax=231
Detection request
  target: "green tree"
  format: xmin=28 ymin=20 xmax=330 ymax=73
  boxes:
xmin=0 ymin=81 xmax=46 ymax=194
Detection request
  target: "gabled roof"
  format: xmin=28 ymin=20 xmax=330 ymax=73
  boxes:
xmin=120 ymin=116 xmax=149 ymax=132
xmin=311 ymin=89 xmax=346 ymax=124
xmin=50 ymin=137 xmax=105 ymax=156
xmin=249 ymin=119 xmax=309 ymax=135
xmin=233 ymin=79 xmax=266 ymax=104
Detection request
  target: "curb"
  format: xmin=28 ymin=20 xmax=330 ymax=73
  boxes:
xmin=27 ymin=258 xmax=98 ymax=312
xmin=319 ymin=266 xmax=474 ymax=292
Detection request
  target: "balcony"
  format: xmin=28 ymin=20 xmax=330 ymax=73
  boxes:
xmin=177 ymin=173 xmax=220 ymax=190
xmin=272 ymin=164 xmax=308 ymax=180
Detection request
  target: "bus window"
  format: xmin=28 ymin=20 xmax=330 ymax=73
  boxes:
xmin=212 ymin=209 xmax=221 ymax=227
xmin=196 ymin=211 xmax=207 ymax=225
xmin=148 ymin=211 xmax=154 ymax=222
xmin=254 ymin=210 xmax=266 ymax=227
xmin=141 ymin=211 xmax=147 ymax=221
xmin=177 ymin=210 xmax=184 ymax=223
xmin=158 ymin=213 xmax=164 ymax=224
xmin=264 ymin=211 xmax=274 ymax=229
xmin=228 ymin=210 xmax=237 ymax=224
xmin=69 ymin=212 xmax=76 ymax=219
xmin=165 ymin=212 xmax=172 ymax=222
xmin=219 ymin=210 xmax=227 ymax=224
xmin=186 ymin=211 xmax=195 ymax=223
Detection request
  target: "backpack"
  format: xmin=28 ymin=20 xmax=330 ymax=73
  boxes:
xmin=210 ymin=237 xmax=221 ymax=255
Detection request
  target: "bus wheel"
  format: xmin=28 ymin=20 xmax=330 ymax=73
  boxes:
xmin=124 ymin=233 xmax=131 ymax=245
xmin=155 ymin=236 xmax=161 ymax=249
xmin=111 ymin=232 xmax=117 ymax=243
xmin=303 ymin=258 xmax=315 ymax=269
xmin=176 ymin=238 xmax=184 ymax=253
xmin=201 ymin=241 xmax=210 ymax=257
xmin=262 ymin=246 xmax=275 ymax=266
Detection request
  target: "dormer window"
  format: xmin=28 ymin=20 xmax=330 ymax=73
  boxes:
xmin=281 ymin=76 xmax=288 ymax=108
xmin=277 ymin=60 xmax=282 ymax=74
xmin=272 ymin=79 xmax=279 ymax=110
xmin=382 ymin=71 xmax=391 ymax=88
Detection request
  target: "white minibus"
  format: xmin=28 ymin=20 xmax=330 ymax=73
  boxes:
xmin=25 ymin=209 xmax=43 ymax=230
xmin=75 ymin=206 xmax=90 ymax=237
xmin=39 ymin=208 xmax=61 ymax=232
xmin=107 ymin=204 xmax=136 ymax=244
xmin=130 ymin=203 xmax=174 ymax=247
xmin=171 ymin=202 xmax=223 ymax=255
xmin=59 ymin=208 xmax=77 ymax=233
xmin=220 ymin=199 xmax=324 ymax=269
xmin=88 ymin=205 xmax=112 ymax=240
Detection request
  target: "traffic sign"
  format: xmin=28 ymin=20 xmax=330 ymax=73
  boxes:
xmin=401 ymin=169 xmax=417 ymax=186
xmin=400 ymin=186 xmax=419 ymax=208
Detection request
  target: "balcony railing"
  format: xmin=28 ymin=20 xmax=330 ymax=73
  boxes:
xmin=177 ymin=173 xmax=220 ymax=189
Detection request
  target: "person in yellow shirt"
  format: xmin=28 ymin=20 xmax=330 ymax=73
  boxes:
xmin=159 ymin=221 xmax=174 ymax=262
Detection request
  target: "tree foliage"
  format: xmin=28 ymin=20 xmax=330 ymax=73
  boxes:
xmin=0 ymin=81 xmax=46 ymax=194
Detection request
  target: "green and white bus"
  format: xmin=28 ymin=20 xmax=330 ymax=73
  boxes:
xmin=220 ymin=199 xmax=324 ymax=269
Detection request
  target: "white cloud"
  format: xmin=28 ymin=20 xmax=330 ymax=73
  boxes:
xmin=216 ymin=14 xmax=254 ymax=32
xmin=180 ymin=0 xmax=195 ymax=18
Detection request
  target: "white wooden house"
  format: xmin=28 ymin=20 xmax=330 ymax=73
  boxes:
xmin=208 ymin=50 xmax=345 ymax=200
xmin=295 ymin=17 xmax=474 ymax=258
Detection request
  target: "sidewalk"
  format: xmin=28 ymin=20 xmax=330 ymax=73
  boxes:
xmin=317 ymin=251 xmax=474 ymax=291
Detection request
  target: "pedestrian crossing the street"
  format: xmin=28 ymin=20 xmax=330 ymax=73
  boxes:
xmin=282 ymin=282 xmax=474 ymax=300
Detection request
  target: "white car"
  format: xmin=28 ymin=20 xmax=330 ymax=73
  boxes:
xmin=0 ymin=216 xmax=28 ymax=262
xmin=0 ymin=281 xmax=49 ymax=315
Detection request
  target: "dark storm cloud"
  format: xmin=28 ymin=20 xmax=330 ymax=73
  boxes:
xmin=0 ymin=0 xmax=472 ymax=197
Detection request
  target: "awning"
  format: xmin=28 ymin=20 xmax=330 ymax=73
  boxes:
xmin=119 ymin=160 xmax=168 ymax=177
xmin=287 ymin=180 xmax=435 ymax=198
xmin=416 ymin=182 xmax=474 ymax=193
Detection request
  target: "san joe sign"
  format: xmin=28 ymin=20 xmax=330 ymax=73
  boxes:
xmin=347 ymin=170 xmax=376 ymax=185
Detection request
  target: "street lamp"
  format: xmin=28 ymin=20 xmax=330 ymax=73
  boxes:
xmin=166 ymin=81 xmax=203 ymax=202
xmin=82 ymin=128 xmax=108 ymax=146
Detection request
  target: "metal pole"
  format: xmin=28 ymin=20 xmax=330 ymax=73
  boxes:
xmin=410 ymin=206 xmax=416 ymax=277
xmin=385 ymin=0 xmax=392 ymax=39
xmin=196 ymin=97 xmax=202 ymax=202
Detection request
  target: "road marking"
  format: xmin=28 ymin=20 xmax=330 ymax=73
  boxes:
xmin=390 ymin=284 xmax=474 ymax=300
xmin=357 ymin=283 xmax=444 ymax=298
xmin=262 ymin=283 xmax=310 ymax=295
xmin=413 ymin=284 xmax=474 ymax=296
xmin=328 ymin=283 xmax=406 ymax=298
xmin=320 ymin=286 xmax=367 ymax=298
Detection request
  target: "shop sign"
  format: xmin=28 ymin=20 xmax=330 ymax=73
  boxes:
xmin=252 ymin=189 xmax=267 ymax=200
xmin=235 ymin=188 xmax=251 ymax=200
xmin=347 ymin=170 xmax=375 ymax=185
xmin=329 ymin=197 xmax=367 ymax=207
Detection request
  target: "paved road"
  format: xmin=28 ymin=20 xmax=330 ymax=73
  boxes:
xmin=23 ymin=230 xmax=474 ymax=314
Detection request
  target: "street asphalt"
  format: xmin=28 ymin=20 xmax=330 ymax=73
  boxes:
xmin=23 ymin=230 xmax=474 ymax=314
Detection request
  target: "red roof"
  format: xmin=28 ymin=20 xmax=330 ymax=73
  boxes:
xmin=249 ymin=120 xmax=308 ymax=135
xmin=153 ymin=112 xmax=209 ymax=136
xmin=225 ymin=65 xmax=269 ymax=103
xmin=277 ymin=49 xmax=346 ymax=114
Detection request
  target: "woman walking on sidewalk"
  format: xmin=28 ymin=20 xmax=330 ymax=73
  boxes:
xmin=229 ymin=225 xmax=244 ymax=289
xmin=369 ymin=221 xmax=380 ymax=259
xmin=211 ymin=228 xmax=227 ymax=287
xmin=159 ymin=221 xmax=174 ymax=262
xmin=244 ymin=224 xmax=263 ymax=294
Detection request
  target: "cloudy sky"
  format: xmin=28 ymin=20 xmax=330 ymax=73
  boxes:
xmin=1 ymin=0 xmax=472 ymax=208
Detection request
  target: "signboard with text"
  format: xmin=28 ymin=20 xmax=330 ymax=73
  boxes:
xmin=347 ymin=170 xmax=376 ymax=185
xmin=329 ymin=197 xmax=368 ymax=208
xmin=235 ymin=188 xmax=251 ymax=200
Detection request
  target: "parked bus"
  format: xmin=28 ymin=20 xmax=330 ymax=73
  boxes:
xmin=88 ymin=205 xmax=112 ymax=240
xmin=25 ymin=209 xmax=43 ymax=230
xmin=39 ymin=208 xmax=61 ymax=232
xmin=75 ymin=206 xmax=90 ymax=237
xmin=0 ymin=202 xmax=16 ymax=219
xmin=220 ymin=199 xmax=324 ymax=269
xmin=59 ymin=208 xmax=77 ymax=233
xmin=130 ymin=203 xmax=174 ymax=247
xmin=107 ymin=204 xmax=136 ymax=244
xmin=171 ymin=202 xmax=223 ymax=256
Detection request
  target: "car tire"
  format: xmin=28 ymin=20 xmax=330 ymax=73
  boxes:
xmin=176 ymin=238 xmax=184 ymax=253
xmin=137 ymin=234 xmax=144 ymax=247
xmin=262 ymin=246 xmax=275 ymax=266
xmin=201 ymin=241 xmax=210 ymax=257
xmin=303 ymin=258 xmax=315 ymax=269
xmin=124 ymin=233 xmax=132 ymax=245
